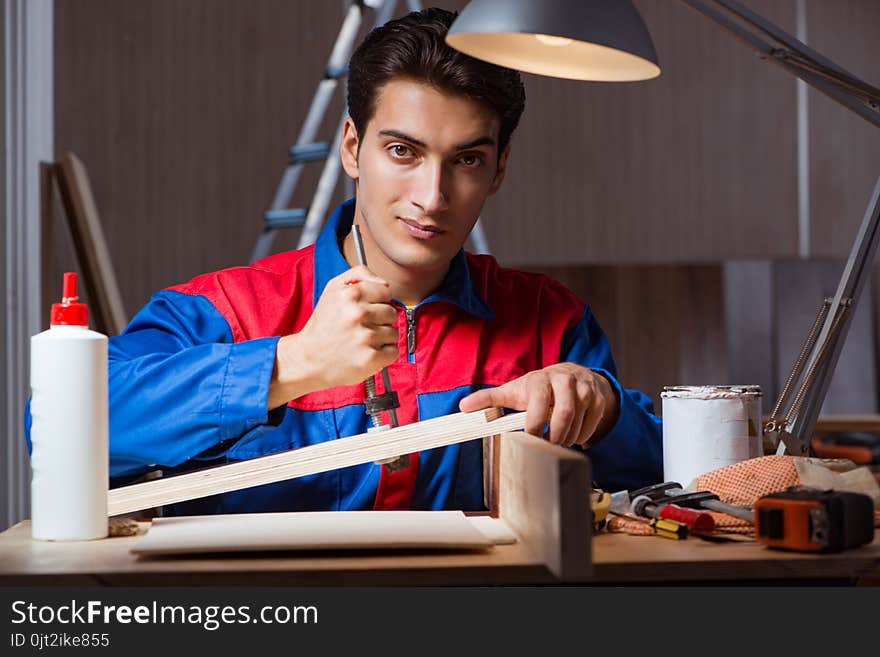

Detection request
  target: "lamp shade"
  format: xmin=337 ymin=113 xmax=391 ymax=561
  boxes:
xmin=446 ymin=0 xmax=660 ymax=82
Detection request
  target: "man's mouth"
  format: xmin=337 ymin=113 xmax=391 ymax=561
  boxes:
xmin=399 ymin=217 xmax=444 ymax=240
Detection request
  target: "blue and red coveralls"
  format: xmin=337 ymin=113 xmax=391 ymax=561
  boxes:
xmin=26 ymin=199 xmax=662 ymax=514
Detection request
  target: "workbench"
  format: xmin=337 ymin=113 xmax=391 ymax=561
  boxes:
xmin=4 ymin=420 xmax=878 ymax=587
xmin=1 ymin=518 xmax=878 ymax=586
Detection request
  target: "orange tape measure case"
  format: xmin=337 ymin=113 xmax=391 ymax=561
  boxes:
xmin=754 ymin=488 xmax=874 ymax=553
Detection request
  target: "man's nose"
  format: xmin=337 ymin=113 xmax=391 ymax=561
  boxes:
xmin=411 ymin=160 xmax=449 ymax=215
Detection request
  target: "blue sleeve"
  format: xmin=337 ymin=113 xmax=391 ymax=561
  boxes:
xmin=560 ymin=307 xmax=663 ymax=492
xmin=23 ymin=289 xmax=283 ymax=479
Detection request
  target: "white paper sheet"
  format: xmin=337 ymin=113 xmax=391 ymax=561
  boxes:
xmin=132 ymin=510 xmax=499 ymax=556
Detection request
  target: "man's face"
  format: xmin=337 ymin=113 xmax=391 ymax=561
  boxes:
xmin=340 ymin=78 xmax=509 ymax=278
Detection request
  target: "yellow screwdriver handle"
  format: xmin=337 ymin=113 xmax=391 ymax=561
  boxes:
xmin=590 ymin=491 xmax=612 ymax=530
xmin=650 ymin=517 xmax=689 ymax=540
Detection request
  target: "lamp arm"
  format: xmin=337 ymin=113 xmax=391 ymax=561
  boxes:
xmin=775 ymin=177 xmax=880 ymax=455
xmin=681 ymin=0 xmax=880 ymax=128
xmin=678 ymin=0 xmax=880 ymax=454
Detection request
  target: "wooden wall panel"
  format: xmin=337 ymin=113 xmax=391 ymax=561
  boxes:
xmin=723 ymin=260 xmax=775 ymax=399
xmin=528 ymin=264 xmax=728 ymax=411
xmin=772 ymin=259 xmax=876 ymax=415
xmin=725 ymin=259 xmax=878 ymax=417
xmin=52 ymin=2 xmax=878 ymax=407
xmin=806 ymin=0 xmax=880 ymax=257
xmin=54 ymin=0 xmax=352 ymax=316
xmin=540 ymin=260 xmax=879 ymax=418
xmin=54 ymin=0 xmax=809 ymax=321
xmin=481 ymin=0 xmax=800 ymax=266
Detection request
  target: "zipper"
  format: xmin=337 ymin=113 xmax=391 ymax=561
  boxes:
xmin=404 ymin=307 xmax=416 ymax=363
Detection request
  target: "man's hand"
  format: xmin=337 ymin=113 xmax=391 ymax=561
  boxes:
xmin=458 ymin=363 xmax=619 ymax=447
xmin=268 ymin=265 xmax=399 ymax=409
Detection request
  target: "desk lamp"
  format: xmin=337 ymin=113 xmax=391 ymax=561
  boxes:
xmin=446 ymin=0 xmax=880 ymax=457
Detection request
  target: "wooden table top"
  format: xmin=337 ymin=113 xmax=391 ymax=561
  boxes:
xmin=1 ymin=520 xmax=877 ymax=586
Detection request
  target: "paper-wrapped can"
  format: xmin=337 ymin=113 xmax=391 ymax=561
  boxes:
xmin=661 ymin=385 xmax=762 ymax=488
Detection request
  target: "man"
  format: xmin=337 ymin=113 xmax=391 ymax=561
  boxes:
xmin=29 ymin=8 xmax=662 ymax=514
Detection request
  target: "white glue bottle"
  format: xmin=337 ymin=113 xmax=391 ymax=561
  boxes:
xmin=30 ymin=272 xmax=108 ymax=540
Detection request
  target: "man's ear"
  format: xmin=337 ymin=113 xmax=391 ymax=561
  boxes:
xmin=340 ymin=118 xmax=360 ymax=181
xmin=488 ymin=143 xmax=511 ymax=196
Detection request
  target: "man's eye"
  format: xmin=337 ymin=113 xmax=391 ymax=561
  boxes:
xmin=459 ymin=154 xmax=483 ymax=167
xmin=390 ymin=145 xmax=413 ymax=158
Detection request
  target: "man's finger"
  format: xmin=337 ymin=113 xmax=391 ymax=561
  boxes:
xmin=566 ymin=384 xmax=588 ymax=448
xmin=524 ymin=377 xmax=552 ymax=438
xmin=578 ymin=392 xmax=604 ymax=446
xmin=367 ymin=325 xmax=399 ymax=349
xmin=365 ymin=302 xmax=398 ymax=326
xmin=354 ymin=280 xmax=393 ymax=304
xmin=458 ymin=387 xmax=502 ymax=412
xmin=548 ymin=376 xmax=577 ymax=445
xmin=341 ymin=264 xmax=386 ymax=285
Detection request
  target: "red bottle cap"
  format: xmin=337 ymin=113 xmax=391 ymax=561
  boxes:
xmin=50 ymin=272 xmax=89 ymax=326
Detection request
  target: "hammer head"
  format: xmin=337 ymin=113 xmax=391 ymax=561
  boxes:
xmin=629 ymin=481 xmax=721 ymax=508
xmin=629 ymin=481 xmax=683 ymax=500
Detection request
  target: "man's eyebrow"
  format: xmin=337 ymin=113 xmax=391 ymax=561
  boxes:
xmin=454 ymin=136 xmax=496 ymax=151
xmin=377 ymin=129 xmax=496 ymax=151
xmin=378 ymin=129 xmax=427 ymax=148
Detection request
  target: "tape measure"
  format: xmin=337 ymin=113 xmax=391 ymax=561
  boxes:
xmin=591 ymin=491 xmax=611 ymax=531
xmin=754 ymin=487 xmax=875 ymax=553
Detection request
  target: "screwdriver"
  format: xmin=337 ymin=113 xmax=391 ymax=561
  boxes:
xmin=351 ymin=224 xmax=408 ymax=471
xmin=610 ymin=511 xmax=689 ymax=540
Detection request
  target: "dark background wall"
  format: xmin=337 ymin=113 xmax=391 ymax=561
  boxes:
xmin=50 ymin=0 xmax=880 ymax=411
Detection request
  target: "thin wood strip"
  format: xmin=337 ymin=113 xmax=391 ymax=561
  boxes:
xmin=814 ymin=414 xmax=880 ymax=434
xmin=482 ymin=433 xmax=501 ymax=517
xmin=55 ymin=152 xmax=127 ymax=336
xmin=39 ymin=162 xmax=55 ymax=329
xmin=108 ymin=409 xmax=526 ymax=516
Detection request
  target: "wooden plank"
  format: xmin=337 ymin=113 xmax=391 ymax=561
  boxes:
xmin=54 ymin=151 xmax=127 ymax=336
xmin=130 ymin=511 xmax=496 ymax=557
xmin=481 ymin=433 xmax=501 ymax=516
xmin=108 ymin=408 xmax=524 ymax=516
xmin=39 ymin=162 xmax=55 ymax=329
xmin=499 ymin=432 xmax=592 ymax=581
xmin=814 ymin=414 xmax=880 ymax=435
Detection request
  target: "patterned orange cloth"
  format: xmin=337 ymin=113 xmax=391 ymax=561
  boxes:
xmin=696 ymin=455 xmax=800 ymax=506
xmin=608 ymin=455 xmax=802 ymax=536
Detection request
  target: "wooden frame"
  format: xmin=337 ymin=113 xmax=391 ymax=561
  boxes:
xmin=105 ymin=408 xmax=593 ymax=580
xmin=0 ymin=420 xmax=594 ymax=584
xmin=50 ymin=151 xmax=126 ymax=336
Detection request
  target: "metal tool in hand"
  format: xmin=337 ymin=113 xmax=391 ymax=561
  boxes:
xmin=351 ymin=224 xmax=408 ymax=471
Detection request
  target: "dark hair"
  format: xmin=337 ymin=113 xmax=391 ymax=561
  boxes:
xmin=347 ymin=7 xmax=526 ymax=158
